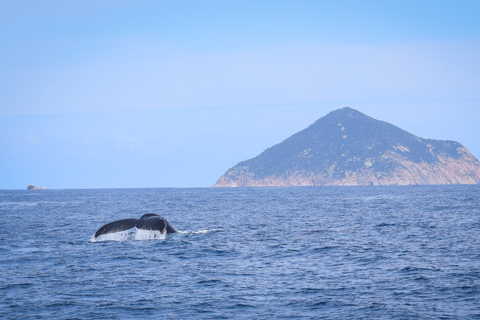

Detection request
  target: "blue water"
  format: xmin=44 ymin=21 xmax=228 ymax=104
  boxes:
xmin=1 ymin=186 xmax=479 ymax=319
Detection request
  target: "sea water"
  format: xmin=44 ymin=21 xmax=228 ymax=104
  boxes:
xmin=1 ymin=186 xmax=479 ymax=319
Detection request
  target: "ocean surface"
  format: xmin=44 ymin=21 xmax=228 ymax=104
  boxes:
xmin=1 ymin=185 xmax=479 ymax=319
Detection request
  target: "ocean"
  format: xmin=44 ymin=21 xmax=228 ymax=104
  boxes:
xmin=1 ymin=185 xmax=479 ymax=319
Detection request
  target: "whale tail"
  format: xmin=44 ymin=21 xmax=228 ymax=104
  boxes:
xmin=93 ymin=213 xmax=177 ymax=240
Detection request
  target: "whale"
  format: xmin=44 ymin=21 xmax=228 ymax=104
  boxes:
xmin=94 ymin=213 xmax=176 ymax=240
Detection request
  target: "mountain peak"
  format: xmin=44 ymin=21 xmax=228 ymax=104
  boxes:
xmin=329 ymin=106 xmax=360 ymax=115
xmin=213 ymin=107 xmax=480 ymax=187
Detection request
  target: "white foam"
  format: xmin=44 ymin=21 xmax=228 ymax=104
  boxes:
xmin=173 ymin=229 xmax=222 ymax=235
xmin=90 ymin=227 xmax=166 ymax=242
xmin=192 ymin=228 xmax=222 ymax=235
xmin=89 ymin=228 xmax=223 ymax=242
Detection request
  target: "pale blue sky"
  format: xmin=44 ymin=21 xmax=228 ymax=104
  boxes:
xmin=1 ymin=0 xmax=479 ymax=189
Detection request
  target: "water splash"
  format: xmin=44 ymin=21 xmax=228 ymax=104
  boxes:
xmin=90 ymin=228 xmax=223 ymax=242
xmin=90 ymin=227 xmax=166 ymax=242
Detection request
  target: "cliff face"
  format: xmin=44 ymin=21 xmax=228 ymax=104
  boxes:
xmin=213 ymin=107 xmax=480 ymax=187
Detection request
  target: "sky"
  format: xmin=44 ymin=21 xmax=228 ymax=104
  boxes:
xmin=1 ymin=0 xmax=480 ymax=189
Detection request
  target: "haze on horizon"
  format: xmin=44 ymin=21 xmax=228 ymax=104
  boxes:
xmin=1 ymin=0 xmax=479 ymax=189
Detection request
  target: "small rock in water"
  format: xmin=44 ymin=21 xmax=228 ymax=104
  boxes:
xmin=27 ymin=184 xmax=48 ymax=190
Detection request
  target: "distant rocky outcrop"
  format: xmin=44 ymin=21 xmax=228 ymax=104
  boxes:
xmin=27 ymin=185 xmax=48 ymax=190
xmin=213 ymin=107 xmax=480 ymax=187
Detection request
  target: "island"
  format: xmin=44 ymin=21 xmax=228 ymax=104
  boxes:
xmin=213 ymin=107 xmax=480 ymax=187
xmin=27 ymin=185 xmax=48 ymax=190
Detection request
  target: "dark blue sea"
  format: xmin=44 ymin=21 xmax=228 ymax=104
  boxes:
xmin=1 ymin=186 xmax=480 ymax=319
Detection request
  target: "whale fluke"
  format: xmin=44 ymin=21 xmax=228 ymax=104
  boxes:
xmin=94 ymin=213 xmax=176 ymax=239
